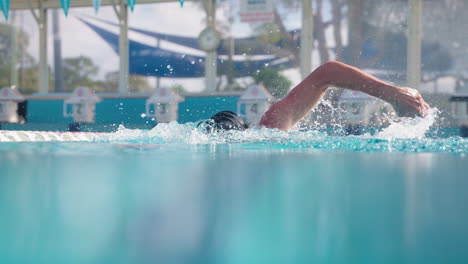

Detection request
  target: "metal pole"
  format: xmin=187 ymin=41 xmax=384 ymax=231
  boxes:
xmin=10 ymin=11 xmax=18 ymax=88
xmin=205 ymin=0 xmax=217 ymax=93
xmin=407 ymin=0 xmax=422 ymax=90
xmin=300 ymin=0 xmax=313 ymax=79
xmin=118 ymin=1 xmax=129 ymax=93
xmin=39 ymin=7 xmax=49 ymax=93
xmin=52 ymin=9 xmax=63 ymax=92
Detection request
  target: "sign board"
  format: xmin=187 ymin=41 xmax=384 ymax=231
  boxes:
xmin=63 ymin=87 xmax=101 ymax=123
xmin=237 ymin=84 xmax=273 ymax=123
xmin=240 ymin=0 xmax=274 ymax=23
xmin=146 ymin=88 xmax=184 ymax=123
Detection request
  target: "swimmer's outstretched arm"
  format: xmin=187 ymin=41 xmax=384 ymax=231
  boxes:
xmin=259 ymin=61 xmax=430 ymax=131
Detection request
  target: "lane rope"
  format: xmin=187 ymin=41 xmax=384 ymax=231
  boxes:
xmin=0 ymin=131 xmax=103 ymax=142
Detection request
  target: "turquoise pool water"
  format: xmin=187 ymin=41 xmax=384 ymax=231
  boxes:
xmin=1 ymin=114 xmax=468 ymax=264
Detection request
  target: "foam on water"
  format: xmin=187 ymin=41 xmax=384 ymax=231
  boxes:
xmin=93 ymin=110 xmax=467 ymax=153
xmin=375 ymin=108 xmax=439 ymax=140
xmin=1 ymin=108 xmax=467 ymax=154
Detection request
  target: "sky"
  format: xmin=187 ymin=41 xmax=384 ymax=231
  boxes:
xmin=0 ymin=1 xmax=309 ymax=92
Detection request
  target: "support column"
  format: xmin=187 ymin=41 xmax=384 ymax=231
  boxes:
xmin=52 ymin=9 xmax=63 ymax=92
xmin=118 ymin=1 xmax=129 ymax=93
xmin=155 ymin=38 xmax=161 ymax=89
xmin=407 ymin=0 xmax=422 ymax=90
xmin=10 ymin=11 xmax=18 ymax=87
xmin=347 ymin=0 xmax=363 ymax=67
xmin=205 ymin=0 xmax=217 ymax=93
xmin=39 ymin=7 xmax=48 ymax=93
xmin=300 ymin=0 xmax=313 ymax=79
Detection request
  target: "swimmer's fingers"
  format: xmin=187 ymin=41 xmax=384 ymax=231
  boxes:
xmin=422 ymin=101 xmax=431 ymax=116
xmin=392 ymin=87 xmax=430 ymax=118
xmin=416 ymin=96 xmax=430 ymax=117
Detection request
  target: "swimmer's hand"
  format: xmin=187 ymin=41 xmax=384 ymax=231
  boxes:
xmin=390 ymin=87 xmax=430 ymax=118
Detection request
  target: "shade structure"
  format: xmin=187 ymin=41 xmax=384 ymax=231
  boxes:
xmin=81 ymin=19 xmax=293 ymax=78
xmin=82 ymin=15 xmax=305 ymax=56
xmin=4 ymin=0 xmax=424 ymax=95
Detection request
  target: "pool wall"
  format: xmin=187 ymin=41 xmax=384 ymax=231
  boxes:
xmin=0 ymin=93 xmax=240 ymax=132
xmin=0 ymin=92 xmax=463 ymax=136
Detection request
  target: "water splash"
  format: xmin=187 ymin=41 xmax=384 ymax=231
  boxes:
xmin=1 ymin=111 xmax=467 ymax=154
xmin=86 ymin=121 xmax=467 ymax=154
xmin=375 ymin=108 xmax=439 ymax=140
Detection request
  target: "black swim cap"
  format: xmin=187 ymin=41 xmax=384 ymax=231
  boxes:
xmin=198 ymin=111 xmax=249 ymax=133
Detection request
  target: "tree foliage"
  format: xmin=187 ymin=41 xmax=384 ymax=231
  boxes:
xmin=0 ymin=22 xmax=41 ymax=93
xmin=170 ymin=84 xmax=186 ymax=93
xmin=0 ymin=23 xmax=29 ymax=62
xmin=253 ymin=67 xmax=291 ymax=98
xmin=128 ymin=75 xmax=152 ymax=92
xmin=102 ymin=71 xmax=152 ymax=92
xmin=62 ymin=56 xmax=101 ymax=91
xmin=346 ymin=0 xmax=455 ymax=73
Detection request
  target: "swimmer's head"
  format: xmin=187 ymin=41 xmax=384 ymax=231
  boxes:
xmin=198 ymin=111 xmax=249 ymax=133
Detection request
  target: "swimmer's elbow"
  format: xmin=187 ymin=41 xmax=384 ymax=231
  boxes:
xmin=305 ymin=61 xmax=345 ymax=89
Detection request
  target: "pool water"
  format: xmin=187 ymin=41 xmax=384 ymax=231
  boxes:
xmin=1 ymin=113 xmax=468 ymax=264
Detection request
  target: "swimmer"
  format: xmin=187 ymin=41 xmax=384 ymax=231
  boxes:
xmin=202 ymin=61 xmax=430 ymax=132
